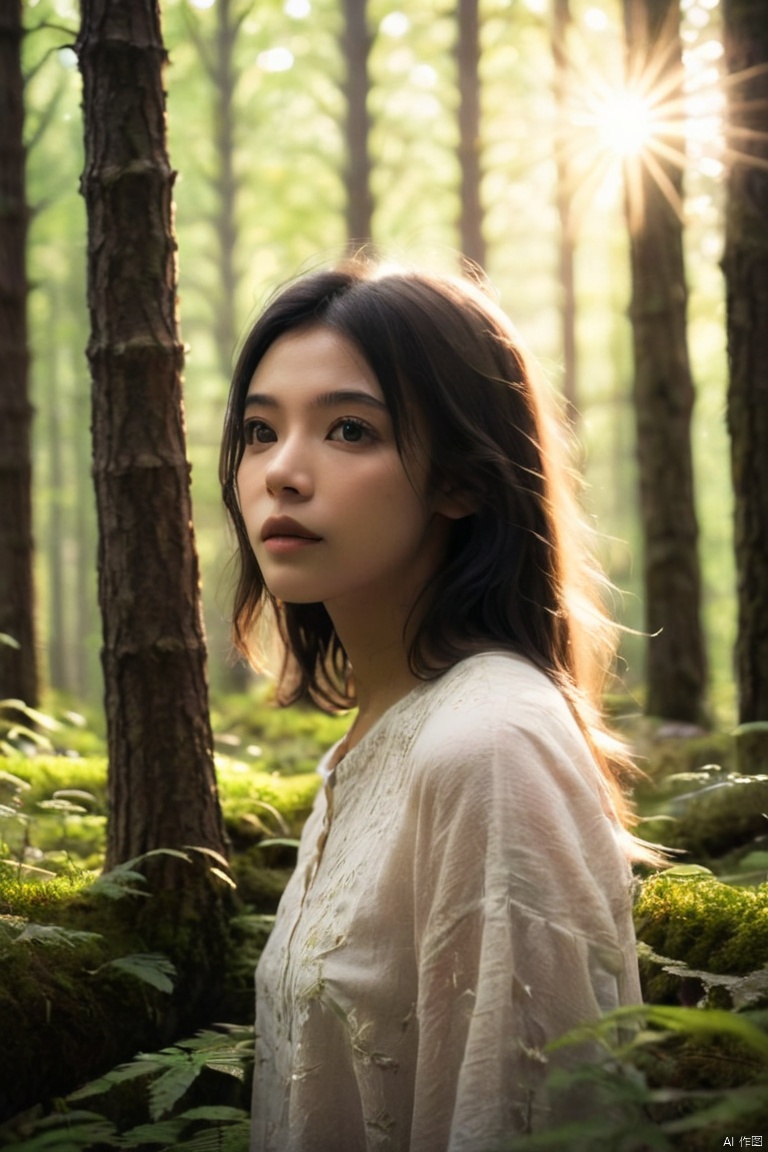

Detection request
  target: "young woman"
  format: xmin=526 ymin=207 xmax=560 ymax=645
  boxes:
xmin=220 ymin=260 xmax=644 ymax=1152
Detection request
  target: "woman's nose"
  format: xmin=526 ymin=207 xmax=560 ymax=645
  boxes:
xmin=264 ymin=437 xmax=313 ymax=498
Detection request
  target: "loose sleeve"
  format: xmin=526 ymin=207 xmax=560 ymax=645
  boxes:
xmin=408 ymin=700 xmax=640 ymax=1152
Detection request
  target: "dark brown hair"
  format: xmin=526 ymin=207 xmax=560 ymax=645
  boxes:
xmin=221 ymin=259 xmax=636 ymax=828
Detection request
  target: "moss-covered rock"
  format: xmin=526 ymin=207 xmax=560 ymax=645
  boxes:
xmin=640 ymin=773 xmax=768 ymax=861
xmin=635 ymin=870 xmax=768 ymax=1005
xmin=0 ymin=857 xmax=242 ymax=1124
xmin=0 ymin=906 xmax=168 ymax=1121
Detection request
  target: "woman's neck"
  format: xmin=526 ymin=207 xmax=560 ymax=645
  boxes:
xmin=328 ymin=603 xmax=423 ymax=752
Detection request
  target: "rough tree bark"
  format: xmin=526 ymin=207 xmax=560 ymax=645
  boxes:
xmin=76 ymin=1 xmax=228 ymax=874
xmin=342 ymin=0 xmax=373 ymax=249
xmin=622 ymin=0 xmax=708 ymax=724
xmin=722 ymin=0 xmax=768 ymax=771
xmin=0 ymin=0 xmax=38 ymax=705
xmin=551 ymin=0 xmax=578 ymax=418
xmin=457 ymin=0 xmax=486 ymax=272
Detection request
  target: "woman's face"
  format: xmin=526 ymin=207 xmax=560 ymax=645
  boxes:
xmin=236 ymin=325 xmax=459 ymax=617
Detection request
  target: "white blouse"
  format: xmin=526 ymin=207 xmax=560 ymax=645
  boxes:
xmin=251 ymin=652 xmax=642 ymax=1152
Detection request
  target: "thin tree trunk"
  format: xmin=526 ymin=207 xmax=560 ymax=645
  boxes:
xmin=0 ymin=0 xmax=38 ymax=705
xmin=722 ymin=0 xmax=768 ymax=769
xmin=623 ymin=0 xmax=708 ymax=724
xmin=213 ymin=0 xmax=239 ymax=382
xmin=457 ymin=0 xmax=486 ymax=271
xmin=73 ymin=336 xmax=96 ymax=702
xmin=76 ymin=1 xmax=227 ymax=874
xmin=182 ymin=0 xmax=251 ymax=695
xmin=45 ymin=289 xmax=68 ymax=692
xmin=342 ymin=0 xmax=373 ymax=249
xmin=551 ymin=0 xmax=577 ymax=418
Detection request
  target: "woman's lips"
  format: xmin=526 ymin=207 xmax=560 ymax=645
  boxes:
xmin=262 ymin=535 xmax=322 ymax=554
xmin=261 ymin=515 xmax=321 ymax=542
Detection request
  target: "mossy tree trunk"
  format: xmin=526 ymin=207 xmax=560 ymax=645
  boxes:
xmin=722 ymin=0 xmax=768 ymax=772
xmin=0 ymin=0 xmax=38 ymax=706
xmin=76 ymin=1 xmax=228 ymax=877
xmin=342 ymin=0 xmax=373 ymax=249
xmin=457 ymin=0 xmax=486 ymax=272
xmin=622 ymin=0 xmax=708 ymax=725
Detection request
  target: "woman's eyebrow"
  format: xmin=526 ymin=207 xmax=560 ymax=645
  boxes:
xmin=314 ymin=390 xmax=388 ymax=410
xmin=243 ymin=390 xmax=387 ymax=411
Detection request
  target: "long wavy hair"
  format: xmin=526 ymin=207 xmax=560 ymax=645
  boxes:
xmin=221 ymin=259 xmax=638 ymax=829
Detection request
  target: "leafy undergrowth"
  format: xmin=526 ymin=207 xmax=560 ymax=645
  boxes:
xmin=3 ymin=692 xmax=768 ymax=1147
xmin=0 ymin=686 xmax=336 ymax=1140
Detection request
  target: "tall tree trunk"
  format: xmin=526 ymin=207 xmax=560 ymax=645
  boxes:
xmin=76 ymin=1 xmax=227 ymax=875
xmin=622 ymin=0 xmax=708 ymax=724
xmin=342 ymin=0 xmax=373 ymax=249
xmin=551 ymin=0 xmax=577 ymax=418
xmin=457 ymin=0 xmax=486 ymax=271
xmin=722 ymin=0 xmax=768 ymax=770
xmin=0 ymin=0 xmax=38 ymax=705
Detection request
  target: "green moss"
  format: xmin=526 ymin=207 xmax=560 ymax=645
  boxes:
xmin=635 ymin=872 xmax=768 ymax=1004
xmin=0 ymin=903 xmax=170 ymax=1120
xmin=217 ymin=762 xmax=320 ymax=835
xmin=0 ymin=755 xmax=109 ymax=807
xmin=230 ymin=849 xmax=293 ymax=911
xmin=0 ymin=866 xmax=94 ymax=917
xmin=643 ymin=774 xmax=768 ymax=860
xmin=210 ymin=687 xmax=349 ymax=776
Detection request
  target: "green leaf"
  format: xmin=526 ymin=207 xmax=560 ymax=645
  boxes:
xmin=169 ymin=1122 xmax=251 ymax=1152
xmin=0 ymin=1110 xmax=119 ymax=1151
xmin=15 ymin=923 xmax=102 ymax=948
xmin=0 ymin=768 xmax=31 ymax=790
xmin=5 ymin=724 xmax=55 ymax=750
xmin=178 ymin=1106 xmax=249 ymax=1122
xmin=209 ymin=865 xmax=237 ymax=888
xmin=148 ymin=1061 xmax=201 ymax=1121
xmin=37 ymin=798 xmax=88 ymax=814
xmin=124 ymin=847 xmax=192 ymax=867
xmin=183 ymin=844 xmax=231 ymax=869
xmin=101 ymin=953 xmax=177 ymax=994
xmin=67 ymin=1061 xmax=155 ymax=1102
xmin=0 ymin=699 xmax=61 ymax=731
xmin=85 ymin=864 xmax=150 ymax=900
xmin=663 ymin=1082 xmax=768 ymax=1133
xmin=116 ymin=1118 xmax=186 ymax=1145
xmin=0 ymin=633 xmax=21 ymax=649
xmin=734 ymin=720 xmax=768 ymax=736
xmin=645 ymin=1004 xmax=768 ymax=1061
xmin=54 ymin=789 xmax=99 ymax=805
xmin=661 ymin=863 xmax=714 ymax=878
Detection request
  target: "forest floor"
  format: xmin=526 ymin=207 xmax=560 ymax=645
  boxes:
xmin=1 ymin=689 xmax=767 ymax=1150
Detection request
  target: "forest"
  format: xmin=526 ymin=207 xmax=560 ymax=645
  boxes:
xmin=1 ymin=0 xmax=767 ymax=1147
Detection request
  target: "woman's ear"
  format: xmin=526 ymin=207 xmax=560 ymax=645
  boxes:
xmin=434 ymin=483 xmax=478 ymax=520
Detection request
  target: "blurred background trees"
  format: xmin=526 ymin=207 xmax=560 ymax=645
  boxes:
xmin=622 ymin=0 xmax=708 ymax=724
xmin=16 ymin=0 xmax=744 ymax=728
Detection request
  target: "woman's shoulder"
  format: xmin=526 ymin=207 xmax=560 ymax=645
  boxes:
xmin=407 ymin=650 xmax=599 ymax=797
xmin=417 ymin=650 xmax=575 ymax=735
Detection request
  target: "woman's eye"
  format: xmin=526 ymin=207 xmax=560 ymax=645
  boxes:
xmin=329 ymin=418 xmax=374 ymax=444
xmin=244 ymin=420 xmax=276 ymax=446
